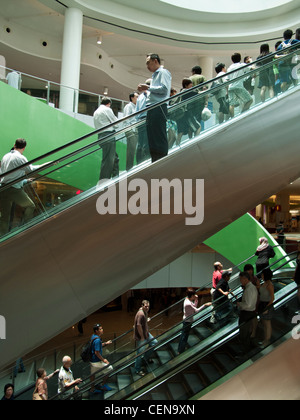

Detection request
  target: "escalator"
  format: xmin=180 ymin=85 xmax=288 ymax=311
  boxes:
xmin=0 ymin=46 xmax=300 ymax=370
xmin=49 ymin=254 xmax=298 ymax=401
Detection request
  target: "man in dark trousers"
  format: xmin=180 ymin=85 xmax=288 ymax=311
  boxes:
xmin=137 ymin=53 xmax=172 ymax=162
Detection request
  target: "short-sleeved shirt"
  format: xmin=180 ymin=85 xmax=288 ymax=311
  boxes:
xmin=58 ymin=366 xmax=75 ymax=395
xmin=212 ymin=270 xmax=223 ymax=289
xmin=134 ymin=309 xmax=149 ymax=341
xmin=90 ymin=334 xmax=103 ymax=363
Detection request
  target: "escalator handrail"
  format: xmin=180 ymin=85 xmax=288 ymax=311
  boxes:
xmin=1 ymin=42 xmax=299 ymax=189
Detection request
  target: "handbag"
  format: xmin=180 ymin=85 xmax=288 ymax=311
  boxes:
xmin=32 ymin=380 xmax=43 ymax=400
xmin=32 ymin=392 xmax=43 ymax=400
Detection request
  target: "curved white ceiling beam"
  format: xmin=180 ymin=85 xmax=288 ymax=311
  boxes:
xmin=39 ymin=0 xmax=300 ymax=46
xmin=160 ymin=0 xmax=294 ymax=14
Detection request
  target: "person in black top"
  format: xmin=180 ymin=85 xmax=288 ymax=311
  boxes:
xmin=213 ymin=271 xmax=234 ymax=321
xmin=255 ymin=237 xmax=275 ymax=278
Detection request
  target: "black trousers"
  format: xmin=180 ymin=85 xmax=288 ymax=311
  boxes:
xmin=146 ymin=104 xmax=168 ymax=162
xmin=239 ymin=310 xmax=256 ymax=352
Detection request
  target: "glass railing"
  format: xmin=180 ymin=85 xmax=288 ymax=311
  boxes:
xmin=49 ymin=254 xmax=297 ymax=400
xmin=0 ymin=43 xmax=299 ymax=243
xmin=0 ymin=64 xmax=125 ymax=116
xmin=135 ymin=277 xmax=299 ymax=401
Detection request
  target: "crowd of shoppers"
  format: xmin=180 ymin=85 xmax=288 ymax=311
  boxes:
xmin=93 ymin=28 xmax=299 ymax=182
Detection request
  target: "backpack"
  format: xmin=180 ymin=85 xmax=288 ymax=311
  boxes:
xmin=280 ymin=39 xmax=294 ymax=49
xmin=80 ymin=337 xmax=97 ymax=362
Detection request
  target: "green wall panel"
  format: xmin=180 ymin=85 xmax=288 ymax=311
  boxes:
xmin=0 ymin=82 xmax=127 ymax=191
xmin=204 ymin=213 xmax=293 ymax=272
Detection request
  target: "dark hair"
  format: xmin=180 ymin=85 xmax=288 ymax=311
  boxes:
xmin=275 ymin=41 xmax=282 ymax=50
xmin=192 ymin=65 xmax=202 ymax=74
xmin=239 ymin=271 xmax=250 ymax=281
xmin=262 ymin=268 xmax=273 ymax=281
xmin=101 ymin=97 xmax=112 ymax=105
xmin=295 ymin=28 xmax=300 ymax=41
xmin=147 ymin=53 xmax=160 ymax=64
xmin=215 ymin=62 xmax=225 ymax=74
xmin=15 ymin=138 xmax=27 ymax=149
xmin=186 ymin=288 xmax=196 ymax=299
xmin=129 ymin=92 xmax=137 ymax=102
xmin=260 ymin=43 xmax=270 ymax=55
xmin=283 ymin=29 xmax=293 ymax=40
xmin=244 ymin=264 xmax=254 ymax=272
xmin=182 ymin=78 xmax=192 ymax=89
xmin=4 ymin=383 xmax=14 ymax=393
xmin=93 ymin=323 xmax=102 ymax=332
xmin=231 ymin=53 xmax=241 ymax=63
xmin=36 ymin=368 xmax=46 ymax=378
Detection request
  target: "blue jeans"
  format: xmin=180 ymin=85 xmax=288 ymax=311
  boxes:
xmin=135 ymin=333 xmax=158 ymax=372
xmin=178 ymin=322 xmax=192 ymax=354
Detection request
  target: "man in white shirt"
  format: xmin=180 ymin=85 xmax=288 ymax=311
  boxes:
xmin=58 ymin=355 xmax=82 ymax=399
xmin=178 ymin=288 xmax=211 ymax=354
xmin=227 ymin=52 xmax=253 ymax=117
xmin=237 ymin=271 xmax=258 ymax=352
xmin=123 ymin=92 xmax=139 ymax=171
xmin=0 ymin=138 xmax=41 ymax=235
xmin=94 ymin=98 xmax=119 ymax=180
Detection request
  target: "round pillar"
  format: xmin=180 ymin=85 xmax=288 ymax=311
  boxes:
xmin=198 ymin=56 xmax=214 ymax=80
xmin=59 ymin=8 xmax=83 ymax=112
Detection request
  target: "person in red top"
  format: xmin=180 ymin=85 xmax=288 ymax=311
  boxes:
xmin=212 ymin=261 xmax=232 ymax=291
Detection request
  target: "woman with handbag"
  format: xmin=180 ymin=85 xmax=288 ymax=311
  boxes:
xmin=32 ymin=368 xmax=59 ymax=400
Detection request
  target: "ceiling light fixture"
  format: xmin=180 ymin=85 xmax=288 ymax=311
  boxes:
xmin=97 ymin=36 xmax=102 ymax=45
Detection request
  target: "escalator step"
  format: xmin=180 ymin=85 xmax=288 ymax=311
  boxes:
xmin=183 ymin=373 xmax=205 ymax=394
xmin=198 ymin=362 xmax=221 ymax=384
xmin=194 ymin=326 xmax=212 ymax=338
xmin=156 ymin=350 xmax=173 ymax=364
xmin=117 ymin=374 xmax=132 ymax=390
xmin=213 ymin=352 xmax=238 ymax=373
xmin=167 ymin=382 xmax=189 ymax=400
xmin=169 ymin=342 xmax=179 ymax=355
xmin=150 ymin=392 xmax=169 ymax=400
xmin=187 ymin=334 xmax=201 ymax=346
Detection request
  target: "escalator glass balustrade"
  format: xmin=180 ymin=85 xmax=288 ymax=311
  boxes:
xmin=50 ymin=255 xmax=298 ymax=400
xmin=0 ymin=45 xmax=299 ymax=242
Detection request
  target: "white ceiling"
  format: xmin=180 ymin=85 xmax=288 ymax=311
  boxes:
xmin=0 ymin=0 xmax=299 ymax=100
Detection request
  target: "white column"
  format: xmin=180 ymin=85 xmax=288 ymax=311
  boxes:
xmin=59 ymin=8 xmax=83 ymax=112
xmin=198 ymin=56 xmax=214 ymax=80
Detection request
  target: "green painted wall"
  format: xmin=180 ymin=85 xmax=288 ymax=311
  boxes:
xmin=0 ymin=82 xmax=127 ymax=191
xmin=204 ymin=213 xmax=293 ymax=271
